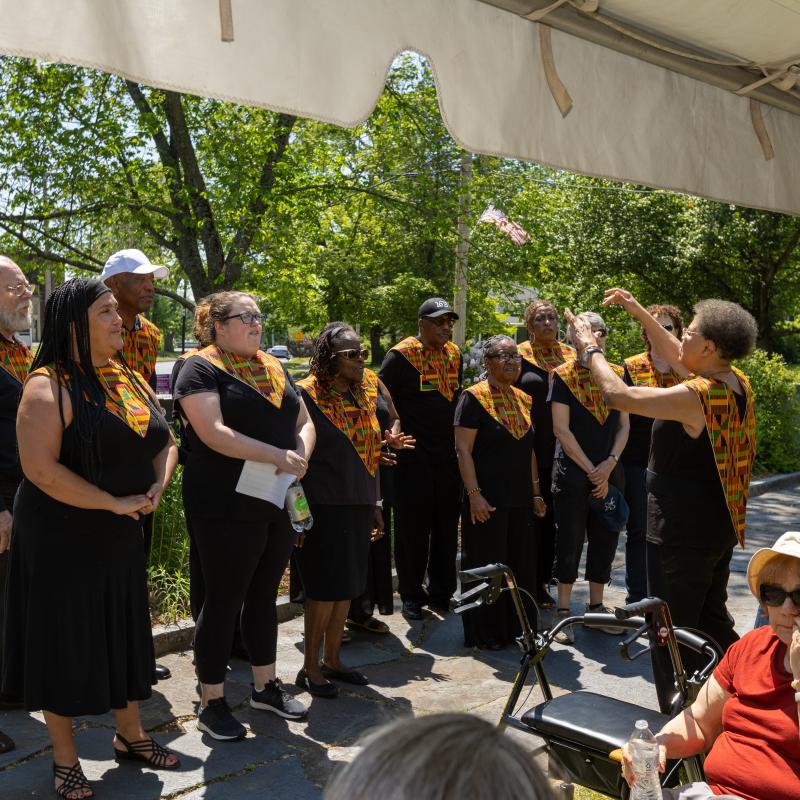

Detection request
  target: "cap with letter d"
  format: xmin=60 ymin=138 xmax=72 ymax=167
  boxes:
xmin=418 ymin=297 xmax=459 ymax=320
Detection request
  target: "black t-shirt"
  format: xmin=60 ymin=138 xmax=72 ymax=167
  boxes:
xmin=621 ymin=369 xmax=654 ymax=468
xmin=378 ymin=348 xmax=461 ymax=465
xmin=173 ymin=356 xmax=300 ymax=520
xmin=0 ymin=366 xmax=23 ymax=504
xmin=548 ymin=372 xmax=621 ymax=466
xmin=516 ymin=359 xmax=556 ymax=466
xmin=300 ymin=388 xmax=377 ymax=507
xmin=454 ymin=391 xmax=535 ymax=508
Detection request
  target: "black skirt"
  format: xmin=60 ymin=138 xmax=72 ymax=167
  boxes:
xmin=293 ymin=504 xmax=372 ymax=601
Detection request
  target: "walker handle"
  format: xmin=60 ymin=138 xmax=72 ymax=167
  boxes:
xmin=613 ymin=597 xmax=666 ymax=620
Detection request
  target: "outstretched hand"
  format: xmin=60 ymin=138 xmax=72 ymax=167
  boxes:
xmin=563 ymin=309 xmax=598 ymax=352
xmin=602 ymin=288 xmax=642 ymax=317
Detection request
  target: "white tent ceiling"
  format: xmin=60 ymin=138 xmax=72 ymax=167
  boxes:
xmin=0 ymin=0 xmax=799 ymax=214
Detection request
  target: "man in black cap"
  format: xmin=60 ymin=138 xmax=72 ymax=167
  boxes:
xmin=379 ymin=298 xmax=463 ymax=619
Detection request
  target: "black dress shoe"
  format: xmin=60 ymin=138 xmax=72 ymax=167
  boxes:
xmin=320 ymin=663 xmax=370 ymax=685
xmin=0 ymin=730 xmax=14 ymax=755
xmin=427 ymin=597 xmax=451 ymax=614
xmin=295 ymin=668 xmax=338 ymax=698
xmin=402 ymin=600 xmax=423 ymax=620
xmin=155 ymin=663 xmax=171 ymax=681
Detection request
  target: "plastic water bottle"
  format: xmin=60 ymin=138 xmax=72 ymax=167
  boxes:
xmin=285 ymin=481 xmax=313 ymax=532
xmin=628 ymin=720 xmax=662 ymax=800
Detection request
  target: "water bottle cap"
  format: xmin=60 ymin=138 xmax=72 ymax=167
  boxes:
xmin=635 ymin=720 xmax=648 ymax=729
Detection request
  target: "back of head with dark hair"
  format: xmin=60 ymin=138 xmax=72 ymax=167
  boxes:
xmin=324 ymin=713 xmax=553 ymax=800
xmin=693 ymin=299 xmax=757 ymax=361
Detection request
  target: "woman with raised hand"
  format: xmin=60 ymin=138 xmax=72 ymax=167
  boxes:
xmin=548 ymin=311 xmax=629 ymax=644
xmin=455 ymin=335 xmax=546 ymax=650
xmin=294 ymin=323 xmax=384 ymax=697
xmin=2 ymin=278 xmax=180 ymax=799
xmin=174 ymin=291 xmax=315 ymax=740
xmin=516 ymin=299 xmax=576 ymax=608
xmin=566 ymin=289 xmax=757 ymax=712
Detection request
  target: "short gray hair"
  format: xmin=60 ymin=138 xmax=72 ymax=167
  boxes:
xmin=324 ymin=713 xmax=553 ymax=800
xmin=579 ymin=311 xmax=607 ymax=333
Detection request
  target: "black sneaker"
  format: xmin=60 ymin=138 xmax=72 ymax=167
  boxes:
xmin=250 ymin=679 xmax=308 ymax=720
xmin=197 ymin=697 xmax=246 ymax=741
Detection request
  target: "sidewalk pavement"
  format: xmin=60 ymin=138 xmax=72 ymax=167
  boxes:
xmin=1 ymin=486 xmax=798 ymax=799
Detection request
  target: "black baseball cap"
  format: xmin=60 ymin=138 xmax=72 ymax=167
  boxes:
xmin=418 ymin=297 xmax=459 ymax=320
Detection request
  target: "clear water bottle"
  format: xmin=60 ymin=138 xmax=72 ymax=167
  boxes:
xmin=285 ymin=480 xmax=313 ymax=532
xmin=628 ymin=720 xmax=663 ymax=800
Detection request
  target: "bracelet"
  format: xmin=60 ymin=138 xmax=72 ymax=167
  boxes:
xmin=375 ymin=499 xmax=384 ymax=509
xmin=532 ymin=479 xmax=540 ymax=485
xmin=581 ymin=345 xmax=603 ymax=366
xmin=795 ymin=691 xmax=800 ymax=704
xmin=466 ymin=486 xmax=481 ymax=497
xmin=608 ymin=453 xmax=619 ymax=463
xmin=533 ymin=495 xmax=543 ymax=501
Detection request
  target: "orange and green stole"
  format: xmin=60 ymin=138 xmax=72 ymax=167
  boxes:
xmin=684 ymin=369 xmax=756 ymax=547
xmin=0 ymin=335 xmax=33 ymax=384
xmin=624 ymin=352 xmax=681 ymax=389
xmin=297 ymin=369 xmax=382 ymax=476
xmin=465 ymin=380 xmax=532 ymax=439
xmin=518 ymin=340 xmax=576 ymax=373
xmin=391 ymin=337 xmax=461 ymax=400
xmin=192 ymin=345 xmax=285 ymax=409
xmin=121 ymin=315 xmax=161 ymax=383
xmin=32 ymin=361 xmax=152 ymax=437
xmin=553 ymin=359 xmax=624 ymax=425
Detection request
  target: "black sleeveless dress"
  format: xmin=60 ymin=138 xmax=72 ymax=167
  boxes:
xmin=1 ymin=400 xmax=169 ymax=716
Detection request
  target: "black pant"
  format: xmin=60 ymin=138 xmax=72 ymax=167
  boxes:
xmin=647 ymin=539 xmax=739 ymax=713
xmin=552 ymin=461 xmax=622 ymax=585
xmin=0 ymin=487 xmax=19 ymax=699
xmin=622 ymin=461 xmax=648 ymax=603
xmin=535 ymin=468 xmax=556 ymax=588
xmin=393 ymin=459 xmax=460 ymax=604
xmin=350 ymin=504 xmax=395 ymax=620
xmin=192 ymin=510 xmax=293 ymax=684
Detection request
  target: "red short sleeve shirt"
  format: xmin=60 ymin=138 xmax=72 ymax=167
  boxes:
xmin=703 ymin=626 xmax=800 ymax=799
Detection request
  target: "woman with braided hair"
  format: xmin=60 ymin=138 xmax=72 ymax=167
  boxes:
xmin=293 ymin=323 xmax=386 ymax=698
xmin=2 ymin=278 xmax=180 ymax=799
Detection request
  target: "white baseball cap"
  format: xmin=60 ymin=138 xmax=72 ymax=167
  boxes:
xmin=100 ymin=249 xmax=169 ymax=283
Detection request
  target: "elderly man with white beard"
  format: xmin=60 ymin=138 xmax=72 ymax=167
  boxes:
xmin=0 ymin=255 xmax=33 ymax=754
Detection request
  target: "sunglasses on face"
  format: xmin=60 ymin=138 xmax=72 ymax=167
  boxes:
xmin=488 ymin=353 xmax=522 ymax=363
xmin=661 ymin=323 xmax=674 ymax=332
xmin=423 ymin=316 xmax=456 ymax=328
xmin=224 ymin=312 xmax=263 ymax=325
xmin=759 ymin=584 xmax=800 ymax=607
xmin=335 ymin=348 xmax=369 ymax=361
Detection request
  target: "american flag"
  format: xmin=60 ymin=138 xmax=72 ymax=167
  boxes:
xmin=478 ymin=205 xmax=530 ymax=246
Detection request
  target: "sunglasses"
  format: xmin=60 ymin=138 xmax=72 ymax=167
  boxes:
xmin=661 ymin=323 xmax=674 ymax=332
xmin=423 ymin=316 xmax=456 ymax=328
xmin=759 ymin=584 xmax=800 ymax=607
xmin=335 ymin=348 xmax=369 ymax=361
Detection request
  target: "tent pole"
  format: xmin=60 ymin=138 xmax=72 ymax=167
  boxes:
xmin=453 ymin=151 xmax=472 ymax=350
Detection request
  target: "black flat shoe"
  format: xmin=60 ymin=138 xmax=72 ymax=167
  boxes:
xmin=320 ymin=663 xmax=370 ymax=685
xmin=0 ymin=729 xmax=14 ymax=755
xmin=402 ymin=600 xmax=423 ymax=620
xmin=154 ymin=663 xmax=171 ymax=681
xmin=295 ymin=668 xmax=338 ymax=698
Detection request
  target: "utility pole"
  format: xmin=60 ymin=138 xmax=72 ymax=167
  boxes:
xmin=453 ymin=151 xmax=472 ymax=349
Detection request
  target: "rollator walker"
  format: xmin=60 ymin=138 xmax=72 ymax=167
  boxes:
xmin=455 ymin=564 xmax=724 ymax=799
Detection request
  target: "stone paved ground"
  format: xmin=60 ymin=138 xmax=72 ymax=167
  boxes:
xmin=1 ymin=486 xmax=798 ymax=799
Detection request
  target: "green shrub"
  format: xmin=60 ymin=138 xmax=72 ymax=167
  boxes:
xmin=737 ymin=349 xmax=800 ymax=473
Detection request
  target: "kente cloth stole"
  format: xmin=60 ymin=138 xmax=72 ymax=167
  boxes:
xmin=32 ymin=362 xmax=152 ymax=437
xmin=194 ymin=345 xmax=285 ymax=409
xmin=297 ymin=369 xmax=381 ymax=476
xmin=0 ymin=337 xmax=33 ymax=384
xmin=624 ymin=352 xmax=681 ymax=389
xmin=466 ymin=380 xmax=532 ymax=440
xmin=553 ymin=360 xmax=624 ymax=425
xmin=684 ymin=368 xmax=756 ymax=547
xmin=121 ymin=316 xmax=161 ymax=382
xmin=518 ymin=340 xmax=576 ymax=373
xmin=392 ymin=337 xmax=461 ymax=400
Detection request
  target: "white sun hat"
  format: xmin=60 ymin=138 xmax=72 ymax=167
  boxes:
xmin=747 ymin=531 xmax=800 ymax=600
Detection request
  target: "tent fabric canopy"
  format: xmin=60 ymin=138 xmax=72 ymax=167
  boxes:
xmin=0 ymin=0 xmax=799 ymax=215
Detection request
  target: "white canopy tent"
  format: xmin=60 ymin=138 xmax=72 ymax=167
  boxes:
xmin=0 ymin=0 xmax=799 ymax=214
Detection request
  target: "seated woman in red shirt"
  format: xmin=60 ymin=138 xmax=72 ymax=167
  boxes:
xmin=623 ymin=531 xmax=800 ymax=800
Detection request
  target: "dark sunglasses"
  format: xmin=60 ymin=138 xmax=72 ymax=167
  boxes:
xmin=335 ymin=348 xmax=369 ymax=361
xmin=759 ymin=584 xmax=800 ymax=607
xmin=423 ymin=315 xmax=456 ymax=328
xmin=661 ymin=323 xmax=674 ymax=332
xmin=224 ymin=312 xmax=263 ymax=325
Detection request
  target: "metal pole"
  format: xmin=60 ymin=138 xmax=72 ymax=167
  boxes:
xmin=453 ymin=151 xmax=472 ymax=349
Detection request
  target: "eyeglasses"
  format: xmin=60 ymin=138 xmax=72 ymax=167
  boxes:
xmin=224 ymin=312 xmax=263 ymax=325
xmin=335 ymin=348 xmax=369 ymax=361
xmin=759 ymin=584 xmax=800 ymax=608
xmin=423 ymin=316 xmax=456 ymax=328
xmin=487 ymin=353 xmax=522 ymax=363
xmin=592 ymin=329 xmax=607 ymax=338
xmin=4 ymin=281 xmax=32 ymax=296
xmin=661 ymin=323 xmax=674 ymax=332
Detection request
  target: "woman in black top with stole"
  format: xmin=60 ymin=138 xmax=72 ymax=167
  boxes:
xmin=174 ymin=291 xmax=315 ymax=740
xmin=455 ymin=335 xmax=546 ymax=649
xmin=3 ymin=279 xmax=180 ymax=799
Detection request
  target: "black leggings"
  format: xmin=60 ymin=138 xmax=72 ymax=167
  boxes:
xmin=192 ymin=509 xmax=293 ymax=684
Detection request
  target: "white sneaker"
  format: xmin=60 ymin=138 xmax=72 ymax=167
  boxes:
xmin=586 ymin=603 xmax=625 ymax=635
xmin=552 ymin=609 xmax=575 ymax=645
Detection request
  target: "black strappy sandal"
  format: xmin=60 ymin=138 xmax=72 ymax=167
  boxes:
xmin=53 ymin=761 xmax=94 ymax=799
xmin=113 ymin=732 xmax=181 ymax=770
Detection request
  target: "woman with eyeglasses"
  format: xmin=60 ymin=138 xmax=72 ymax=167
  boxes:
xmin=619 ymin=304 xmax=685 ymax=605
xmin=566 ymin=290 xmax=757 ymax=713
xmin=621 ymin=531 xmax=800 ymax=800
xmin=548 ymin=311 xmax=629 ymax=644
xmin=173 ymin=291 xmax=316 ymax=740
xmin=293 ymin=324 xmax=385 ymax=697
xmin=455 ymin=336 xmax=546 ymax=649
xmin=516 ymin=299 xmax=576 ymax=609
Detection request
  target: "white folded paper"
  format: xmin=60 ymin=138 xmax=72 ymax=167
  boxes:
xmin=235 ymin=460 xmax=295 ymax=509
